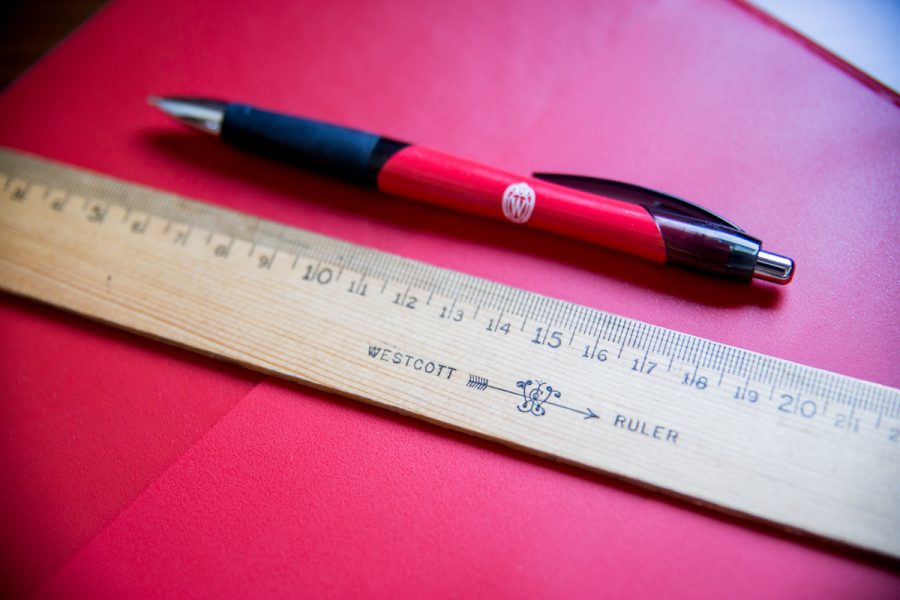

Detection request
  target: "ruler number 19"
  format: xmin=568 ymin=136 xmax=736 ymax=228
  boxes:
xmin=733 ymin=385 xmax=759 ymax=403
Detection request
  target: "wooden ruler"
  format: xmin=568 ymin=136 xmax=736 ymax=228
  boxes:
xmin=1 ymin=147 xmax=898 ymax=559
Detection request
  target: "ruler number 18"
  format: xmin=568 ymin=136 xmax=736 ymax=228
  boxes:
xmin=682 ymin=372 xmax=708 ymax=389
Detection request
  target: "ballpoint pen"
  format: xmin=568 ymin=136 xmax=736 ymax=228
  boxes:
xmin=149 ymin=96 xmax=794 ymax=284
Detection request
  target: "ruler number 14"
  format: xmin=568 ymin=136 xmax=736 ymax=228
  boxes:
xmin=485 ymin=319 xmax=511 ymax=335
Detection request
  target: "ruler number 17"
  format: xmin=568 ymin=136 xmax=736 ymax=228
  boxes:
xmin=631 ymin=356 xmax=657 ymax=375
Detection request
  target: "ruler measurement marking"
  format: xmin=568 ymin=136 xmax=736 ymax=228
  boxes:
xmin=627 ymin=322 xmax=640 ymax=350
xmin=685 ymin=337 xmax=697 ymax=363
xmin=637 ymin=324 xmax=650 ymax=351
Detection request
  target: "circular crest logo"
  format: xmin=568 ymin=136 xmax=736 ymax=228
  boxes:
xmin=501 ymin=182 xmax=536 ymax=224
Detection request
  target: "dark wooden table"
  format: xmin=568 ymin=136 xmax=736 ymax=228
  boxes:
xmin=1 ymin=0 xmax=108 ymax=89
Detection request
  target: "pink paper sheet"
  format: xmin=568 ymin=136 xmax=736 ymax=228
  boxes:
xmin=1 ymin=0 xmax=898 ymax=596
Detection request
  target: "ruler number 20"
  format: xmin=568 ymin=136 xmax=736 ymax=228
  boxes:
xmin=778 ymin=394 xmax=817 ymax=418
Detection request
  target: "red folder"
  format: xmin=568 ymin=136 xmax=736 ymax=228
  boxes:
xmin=1 ymin=0 xmax=898 ymax=596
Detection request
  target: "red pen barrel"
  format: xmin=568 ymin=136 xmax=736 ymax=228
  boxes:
xmin=162 ymin=100 xmax=788 ymax=283
xmin=376 ymin=146 xmax=668 ymax=264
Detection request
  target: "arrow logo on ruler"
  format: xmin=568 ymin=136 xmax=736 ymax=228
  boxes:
xmin=467 ymin=375 xmax=599 ymax=420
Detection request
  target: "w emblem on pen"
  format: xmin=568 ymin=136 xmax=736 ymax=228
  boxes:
xmin=501 ymin=182 xmax=536 ymax=224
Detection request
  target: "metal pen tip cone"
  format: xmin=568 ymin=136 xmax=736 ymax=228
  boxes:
xmin=147 ymin=95 xmax=226 ymax=135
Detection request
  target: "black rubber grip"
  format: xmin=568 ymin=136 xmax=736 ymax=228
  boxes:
xmin=652 ymin=210 xmax=761 ymax=281
xmin=221 ymin=104 xmax=397 ymax=185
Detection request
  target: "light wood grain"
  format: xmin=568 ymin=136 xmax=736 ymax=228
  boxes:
xmin=1 ymin=148 xmax=898 ymax=559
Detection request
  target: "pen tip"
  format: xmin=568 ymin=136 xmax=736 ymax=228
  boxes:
xmin=146 ymin=96 xmax=226 ymax=135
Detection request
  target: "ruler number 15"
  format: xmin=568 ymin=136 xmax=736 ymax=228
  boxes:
xmin=532 ymin=327 xmax=562 ymax=349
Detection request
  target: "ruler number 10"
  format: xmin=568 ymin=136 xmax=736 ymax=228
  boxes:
xmin=302 ymin=265 xmax=333 ymax=285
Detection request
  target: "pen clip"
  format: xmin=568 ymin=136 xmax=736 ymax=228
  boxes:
xmin=532 ymin=173 xmax=744 ymax=231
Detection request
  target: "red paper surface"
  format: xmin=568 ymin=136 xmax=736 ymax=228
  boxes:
xmin=1 ymin=0 xmax=898 ymax=597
